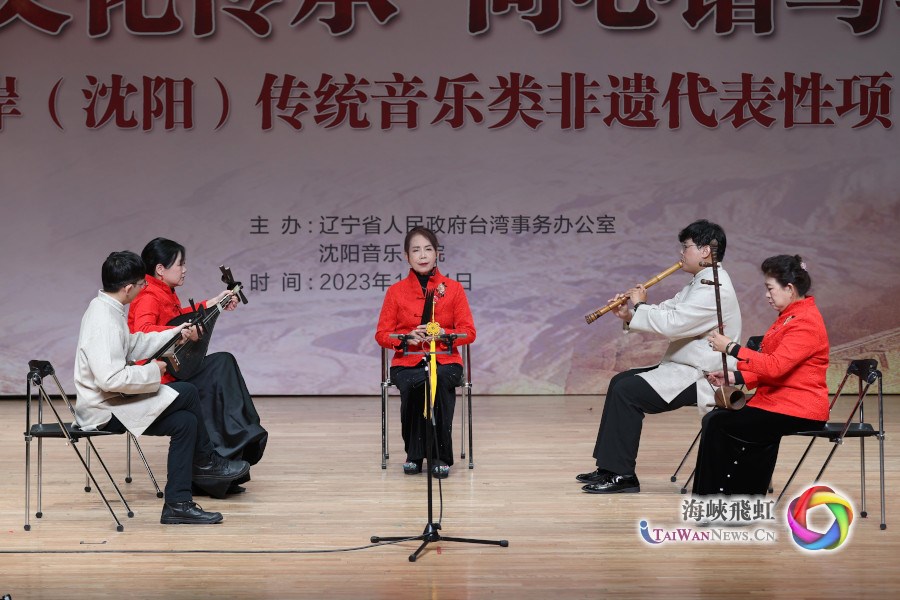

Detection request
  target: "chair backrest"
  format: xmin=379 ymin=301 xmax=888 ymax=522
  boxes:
xmin=27 ymin=360 xmax=83 ymax=438
xmin=831 ymin=359 xmax=881 ymax=437
xmin=746 ymin=336 xmax=763 ymax=352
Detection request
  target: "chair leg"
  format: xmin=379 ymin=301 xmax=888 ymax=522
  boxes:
xmin=680 ymin=468 xmax=695 ymax=494
xmin=776 ymin=438 xmax=818 ymax=506
xmin=85 ymin=442 xmax=92 ymax=492
xmin=466 ymin=383 xmax=474 ymax=469
xmin=859 ymin=435 xmax=868 ymax=519
xmin=460 ymin=385 xmax=467 ymax=461
xmin=85 ymin=439 xmax=134 ymax=520
xmin=126 ymin=433 xmax=133 ymax=484
xmin=130 ymin=433 xmax=164 ymax=498
xmin=878 ymin=430 xmax=886 ymax=529
xmin=671 ymin=430 xmax=701 ymax=483
xmin=69 ymin=440 xmax=125 ymax=531
xmin=36 ymin=438 xmax=43 ymax=519
xmin=24 ymin=432 xmax=32 ymax=531
xmin=381 ymin=384 xmax=388 ymax=469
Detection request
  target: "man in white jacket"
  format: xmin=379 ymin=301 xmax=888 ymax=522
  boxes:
xmin=75 ymin=251 xmax=250 ymax=523
xmin=578 ymin=220 xmax=742 ymax=494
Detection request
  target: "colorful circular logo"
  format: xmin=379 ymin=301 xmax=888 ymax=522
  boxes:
xmin=786 ymin=485 xmax=854 ymax=551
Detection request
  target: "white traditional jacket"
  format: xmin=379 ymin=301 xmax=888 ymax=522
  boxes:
xmin=628 ymin=266 xmax=742 ymax=412
xmin=74 ymin=291 xmax=178 ymax=435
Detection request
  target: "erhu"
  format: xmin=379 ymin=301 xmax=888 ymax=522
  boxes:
xmin=584 ymin=261 xmax=683 ymax=324
xmin=701 ymin=240 xmax=745 ymax=410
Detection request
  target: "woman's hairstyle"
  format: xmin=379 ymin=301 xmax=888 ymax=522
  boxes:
xmin=403 ymin=226 xmax=439 ymax=255
xmin=141 ymin=237 xmax=186 ymax=276
xmin=101 ymin=251 xmax=145 ymax=292
xmin=761 ymin=254 xmax=811 ymax=296
xmin=678 ymin=220 xmax=727 ymax=260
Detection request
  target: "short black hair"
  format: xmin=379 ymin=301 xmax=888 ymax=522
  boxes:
xmin=101 ymin=251 xmax=146 ymax=292
xmin=404 ymin=226 xmax=439 ymax=254
xmin=678 ymin=220 xmax=727 ymax=260
xmin=761 ymin=254 xmax=811 ymax=296
xmin=141 ymin=237 xmax=186 ymax=276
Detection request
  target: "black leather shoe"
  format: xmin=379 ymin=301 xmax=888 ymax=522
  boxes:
xmin=193 ymin=454 xmax=251 ymax=498
xmin=581 ymin=473 xmax=640 ymax=494
xmin=193 ymin=454 xmax=251 ymax=482
xmin=160 ymin=501 xmax=223 ymax=525
xmin=576 ymin=468 xmax=612 ymax=484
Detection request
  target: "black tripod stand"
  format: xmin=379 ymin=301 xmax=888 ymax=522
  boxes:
xmin=371 ymin=334 xmax=508 ymax=562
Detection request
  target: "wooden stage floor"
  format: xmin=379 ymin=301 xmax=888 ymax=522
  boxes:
xmin=1 ymin=394 xmax=898 ymax=599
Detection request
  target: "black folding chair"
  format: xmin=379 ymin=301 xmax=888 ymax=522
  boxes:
xmin=24 ymin=360 xmax=156 ymax=531
xmin=775 ymin=359 xmax=886 ymax=529
xmin=380 ymin=345 xmax=474 ymax=469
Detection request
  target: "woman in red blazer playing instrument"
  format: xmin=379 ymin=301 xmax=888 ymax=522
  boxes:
xmin=693 ymin=254 xmax=829 ymax=496
xmin=129 ymin=238 xmax=268 ymax=495
xmin=375 ymin=227 xmax=476 ymax=478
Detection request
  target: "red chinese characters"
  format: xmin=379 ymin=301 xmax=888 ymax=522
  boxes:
xmin=82 ymin=75 xmax=194 ymax=130
xmin=290 ymin=0 xmax=399 ymax=36
xmin=0 ymin=75 xmax=22 ymax=129
xmin=0 ymin=0 xmax=72 ymax=34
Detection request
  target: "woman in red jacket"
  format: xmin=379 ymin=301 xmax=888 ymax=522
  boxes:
xmin=375 ymin=227 xmax=476 ymax=478
xmin=129 ymin=238 xmax=268 ymax=495
xmin=693 ymin=254 xmax=829 ymax=495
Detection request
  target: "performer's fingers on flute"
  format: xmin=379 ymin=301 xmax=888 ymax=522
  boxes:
xmin=606 ymin=292 xmax=625 ymax=305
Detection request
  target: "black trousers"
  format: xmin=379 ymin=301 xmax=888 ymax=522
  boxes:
xmin=106 ymin=382 xmax=214 ymax=504
xmin=692 ymin=406 xmax=825 ymax=495
xmin=593 ymin=366 xmax=697 ymax=476
xmin=391 ymin=362 xmax=463 ymax=466
xmin=181 ymin=352 xmax=267 ymax=465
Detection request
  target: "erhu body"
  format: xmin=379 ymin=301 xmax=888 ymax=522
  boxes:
xmin=701 ymin=240 xmax=745 ymax=410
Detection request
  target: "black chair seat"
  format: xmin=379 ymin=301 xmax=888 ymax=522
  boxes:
xmin=30 ymin=422 xmax=118 ymax=439
xmin=792 ymin=422 xmax=877 ymax=439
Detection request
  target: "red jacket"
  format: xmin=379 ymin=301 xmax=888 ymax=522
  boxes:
xmin=128 ymin=275 xmax=207 ymax=384
xmin=375 ymin=268 xmax=475 ymax=367
xmin=739 ymin=296 xmax=829 ymax=421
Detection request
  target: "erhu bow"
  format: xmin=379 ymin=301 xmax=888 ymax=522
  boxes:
xmin=701 ymin=240 xmax=745 ymax=410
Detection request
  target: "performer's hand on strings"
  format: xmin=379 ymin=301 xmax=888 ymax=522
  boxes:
xmin=173 ymin=323 xmax=200 ymax=346
xmin=706 ymin=370 xmax=736 ymax=387
xmin=210 ymin=289 xmax=239 ymax=311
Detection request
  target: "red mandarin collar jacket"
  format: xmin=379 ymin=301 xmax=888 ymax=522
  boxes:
xmin=128 ymin=275 xmax=207 ymax=384
xmin=375 ymin=268 xmax=475 ymax=368
xmin=739 ymin=296 xmax=830 ymax=421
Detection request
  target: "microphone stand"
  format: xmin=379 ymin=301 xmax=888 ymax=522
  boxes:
xmin=371 ymin=333 xmax=508 ymax=562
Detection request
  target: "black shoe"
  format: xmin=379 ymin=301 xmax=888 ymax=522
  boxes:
xmin=576 ymin=468 xmax=612 ymax=484
xmin=403 ymin=461 xmax=422 ymax=475
xmin=160 ymin=501 xmax=223 ymax=525
xmin=193 ymin=454 xmax=251 ymax=498
xmin=431 ymin=461 xmax=450 ymax=479
xmin=581 ymin=473 xmax=640 ymax=494
xmin=193 ymin=453 xmax=251 ymax=482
